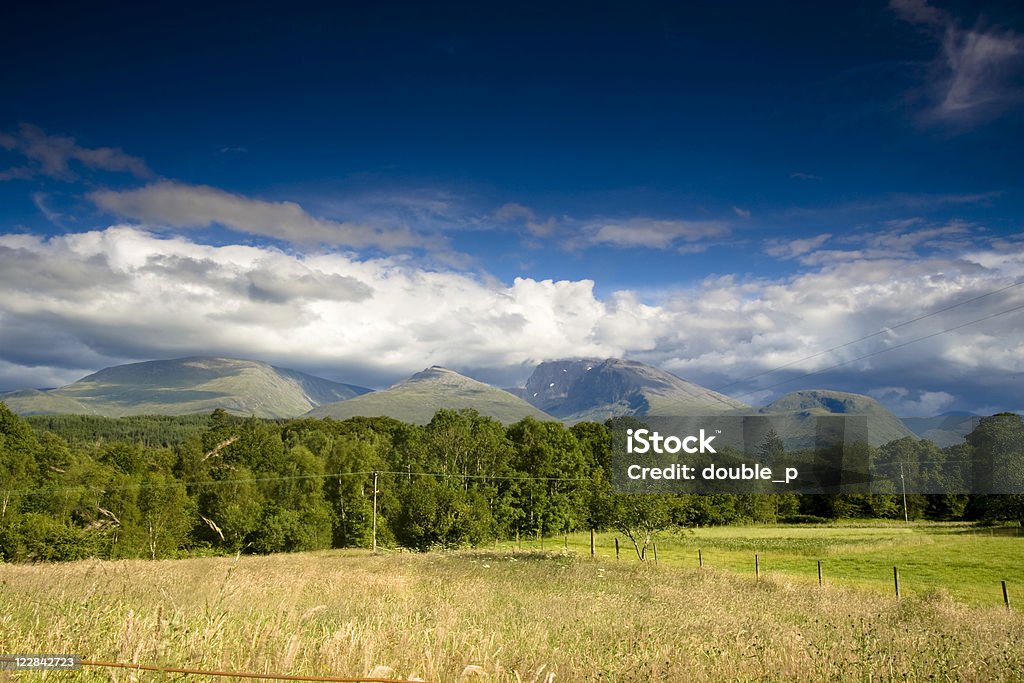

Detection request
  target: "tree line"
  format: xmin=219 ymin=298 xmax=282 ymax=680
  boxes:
xmin=0 ymin=404 xmax=1021 ymax=562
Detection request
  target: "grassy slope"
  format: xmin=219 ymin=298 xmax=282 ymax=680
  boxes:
xmin=309 ymin=368 xmax=555 ymax=424
xmin=2 ymin=547 xmax=1021 ymax=682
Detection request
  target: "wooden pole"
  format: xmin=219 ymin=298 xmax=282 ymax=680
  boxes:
xmin=653 ymin=542 xmax=658 ymax=564
xmin=615 ymin=537 xmax=619 ymax=560
xmin=590 ymin=529 xmax=595 ymax=558
xmin=817 ymin=560 xmax=823 ymax=587
xmin=1003 ymin=580 xmax=1010 ymax=610
xmin=755 ymin=553 xmax=759 ymax=581
xmin=698 ymin=548 xmax=703 ymax=568
xmin=893 ymin=566 xmax=900 ymax=599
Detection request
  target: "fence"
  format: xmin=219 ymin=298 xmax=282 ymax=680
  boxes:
xmin=501 ymin=532 xmax=1017 ymax=610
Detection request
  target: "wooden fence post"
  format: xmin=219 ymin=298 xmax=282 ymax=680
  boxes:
xmin=653 ymin=542 xmax=658 ymax=564
xmin=894 ymin=566 xmax=900 ymax=599
xmin=1003 ymin=580 xmax=1010 ymax=610
xmin=755 ymin=553 xmax=759 ymax=581
xmin=698 ymin=548 xmax=703 ymax=568
xmin=818 ymin=560 xmax=823 ymax=587
xmin=615 ymin=537 xmax=619 ymax=560
xmin=590 ymin=529 xmax=595 ymax=559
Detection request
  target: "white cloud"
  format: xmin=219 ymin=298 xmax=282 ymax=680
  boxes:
xmin=868 ymin=387 xmax=956 ymax=416
xmin=0 ymin=225 xmax=1021 ymax=413
xmin=765 ymin=233 xmax=833 ymax=259
xmin=890 ymin=0 xmax=1024 ymax=126
xmin=732 ymin=206 xmax=751 ymax=219
xmin=579 ymin=218 xmax=730 ymax=249
xmin=89 ymin=181 xmax=435 ymax=250
xmin=0 ymin=123 xmax=151 ymax=181
xmin=493 ymin=202 xmax=559 ymax=237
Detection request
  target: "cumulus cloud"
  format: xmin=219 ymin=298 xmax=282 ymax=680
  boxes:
xmin=0 ymin=123 xmax=151 ymax=181
xmin=890 ymin=0 xmax=1024 ymax=126
xmin=1 ymin=225 xmax=1022 ymax=413
xmin=89 ymin=181 xmax=435 ymax=250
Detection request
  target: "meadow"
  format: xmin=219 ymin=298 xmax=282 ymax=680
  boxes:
xmin=2 ymin=524 xmax=1023 ymax=682
xmin=551 ymin=522 xmax=1024 ymax=608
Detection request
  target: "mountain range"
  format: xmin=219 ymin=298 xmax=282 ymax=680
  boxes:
xmin=0 ymin=355 xmax=986 ymax=442
xmin=0 ymin=357 xmax=370 ymax=419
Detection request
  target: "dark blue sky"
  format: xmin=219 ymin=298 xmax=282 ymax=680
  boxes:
xmin=0 ymin=0 xmax=1022 ymax=414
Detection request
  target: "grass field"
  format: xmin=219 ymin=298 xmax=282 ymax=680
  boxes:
xmin=525 ymin=522 xmax=1024 ymax=608
xmin=2 ymin=526 xmax=1023 ymax=682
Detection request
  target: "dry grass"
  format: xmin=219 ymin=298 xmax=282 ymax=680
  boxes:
xmin=2 ymin=549 xmax=1023 ymax=681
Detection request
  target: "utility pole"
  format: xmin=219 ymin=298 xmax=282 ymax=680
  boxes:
xmin=372 ymin=471 xmax=379 ymax=552
xmin=900 ymin=462 xmax=909 ymax=524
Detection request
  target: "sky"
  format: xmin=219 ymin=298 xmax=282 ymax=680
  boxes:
xmin=1 ymin=0 xmax=1022 ymax=416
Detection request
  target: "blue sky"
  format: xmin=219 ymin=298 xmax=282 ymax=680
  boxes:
xmin=1 ymin=0 xmax=1022 ymax=415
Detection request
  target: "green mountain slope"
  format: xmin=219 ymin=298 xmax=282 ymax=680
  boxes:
xmin=308 ymin=366 xmax=555 ymax=424
xmin=0 ymin=388 xmax=96 ymax=416
xmin=760 ymin=389 xmax=917 ymax=447
xmin=1 ymin=357 xmax=370 ymax=418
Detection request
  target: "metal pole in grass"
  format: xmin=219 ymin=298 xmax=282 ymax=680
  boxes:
xmin=818 ymin=560 xmax=823 ymax=587
xmin=698 ymin=548 xmax=703 ymax=568
xmin=755 ymin=554 xmax=759 ymax=581
xmin=615 ymin=537 xmax=619 ymax=560
xmin=1003 ymin=581 xmax=1011 ymax=610
xmin=590 ymin=529 xmax=595 ymax=559
xmin=893 ymin=566 xmax=900 ymax=599
xmin=371 ymin=471 xmax=378 ymax=553
xmin=653 ymin=542 xmax=658 ymax=564
xmin=900 ymin=462 xmax=909 ymax=524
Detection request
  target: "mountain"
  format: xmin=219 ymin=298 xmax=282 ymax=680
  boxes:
xmin=515 ymin=358 xmax=749 ymax=423
xmin=0 ymin=357 xmax=371 ymax=418
xmin=760 ymin=389 xmax=917 ymax=447
xmin=901 ymin=415 xmax=980 ymax=448
xmin=308 ymin=366 xmax=554 ymax=424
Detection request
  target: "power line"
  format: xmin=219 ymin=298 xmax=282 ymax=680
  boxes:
xmin=715 ymin=278 xmax=1024 ymax=394
xmin=729 ymin=300 xmax=1024 ymax=399
xmin=0 ymin=469 xmax=591 ymax=499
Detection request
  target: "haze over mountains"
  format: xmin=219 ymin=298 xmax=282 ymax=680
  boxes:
xmin=0 ymin=355 xmax=986 ymax=443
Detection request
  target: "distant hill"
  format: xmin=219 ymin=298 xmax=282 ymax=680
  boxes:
xmin=901 ymin=415 xmax=980 ymax=448
xmin=308 ymin=366 xmax=554 ymax=424
xmin=514 ymin=358 xmax=749 ymax=423
xmin=0 ymin=357 xmax=370 ymax=419
xmin=761 ymin=389 xmax=917 ymax=447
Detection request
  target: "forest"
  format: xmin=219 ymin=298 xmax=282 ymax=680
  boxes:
xmin=1 ymin=403 xmax=1021 ymax=562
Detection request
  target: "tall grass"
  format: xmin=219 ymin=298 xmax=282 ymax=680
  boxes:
xmin=2 ymin=548 xmax=1022 ymax=681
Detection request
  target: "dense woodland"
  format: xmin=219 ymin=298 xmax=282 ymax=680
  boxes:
xmin=0 ymin=403 xmax=1021 ymax=562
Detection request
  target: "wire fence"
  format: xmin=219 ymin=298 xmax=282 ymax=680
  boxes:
xmin=0 ymin=656 xmax=432 ymax=682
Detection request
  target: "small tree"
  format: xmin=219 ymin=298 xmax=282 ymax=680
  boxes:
xmin=611 ymin=494 xmax=673 ymax=561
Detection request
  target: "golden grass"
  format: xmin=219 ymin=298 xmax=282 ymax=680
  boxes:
xmin=2 ymin=549 xmax=1022 ymax=682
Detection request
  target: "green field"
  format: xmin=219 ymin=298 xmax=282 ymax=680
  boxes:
xmin=510 ymin=523 xmax=1024 ymax=608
